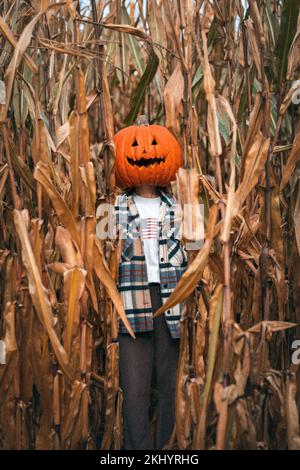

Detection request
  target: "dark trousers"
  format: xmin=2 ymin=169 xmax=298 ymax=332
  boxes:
xmin=118 ymin=283 xmax=180 ymax=450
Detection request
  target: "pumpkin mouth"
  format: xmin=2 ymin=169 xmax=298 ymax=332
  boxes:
xmin=126 ymin=156 xmax=166 ymax=168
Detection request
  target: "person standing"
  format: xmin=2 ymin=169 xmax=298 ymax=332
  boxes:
xmin=113 ymin=117 xmax=187 ymax=450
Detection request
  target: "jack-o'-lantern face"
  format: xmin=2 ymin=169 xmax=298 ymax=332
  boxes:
xmin=113 ymin=123 xmax=182 ymax=188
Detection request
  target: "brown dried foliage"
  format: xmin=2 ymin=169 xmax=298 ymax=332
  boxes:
xmin=0 ymin=0 xmax=300 ymax=450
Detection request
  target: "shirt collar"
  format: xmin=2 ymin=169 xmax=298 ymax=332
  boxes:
xmin=124 ymin=186 xmax=174 ymax=207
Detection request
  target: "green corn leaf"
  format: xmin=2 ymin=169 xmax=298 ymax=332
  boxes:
xmin=124 ymin=47 xmax=159 ymax=126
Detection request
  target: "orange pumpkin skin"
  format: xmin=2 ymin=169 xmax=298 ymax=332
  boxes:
xmin=113 ymin=124 xmax=182 ymax=189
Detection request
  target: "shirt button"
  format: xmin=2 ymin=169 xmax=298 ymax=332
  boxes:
xmin=160 ymin=257 xmax=164 ymax=262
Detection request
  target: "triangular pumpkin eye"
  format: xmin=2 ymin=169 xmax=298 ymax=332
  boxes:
xmin=152 ymin=138 xmax=158 ymax=145
xmin=132 ymin=139 xmax=138 ymax=147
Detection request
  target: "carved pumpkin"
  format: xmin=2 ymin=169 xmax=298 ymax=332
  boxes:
xmin=113 ymin=117 xmax=182 ymax=188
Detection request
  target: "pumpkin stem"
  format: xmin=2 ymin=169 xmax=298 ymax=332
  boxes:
xmin=136 ymin=115 xmax=149 ymax=126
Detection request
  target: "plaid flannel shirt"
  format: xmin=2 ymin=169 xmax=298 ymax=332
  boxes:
xmin=114 ymin=186 xmax=188 ymax=339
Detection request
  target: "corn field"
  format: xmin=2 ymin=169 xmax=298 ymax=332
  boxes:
xmin=0 ymin=0 xmax=300 ymax=451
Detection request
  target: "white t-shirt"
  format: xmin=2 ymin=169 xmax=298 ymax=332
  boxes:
xmin=133 ymin=193 xmax=161 ymax=283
